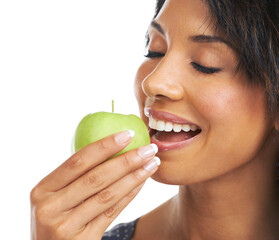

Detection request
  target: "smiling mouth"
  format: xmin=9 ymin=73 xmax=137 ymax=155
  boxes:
xmin=144 ymin=108 xmax=202 ymax=151
xmin=148 ymin=117 xmax=202 ymax=142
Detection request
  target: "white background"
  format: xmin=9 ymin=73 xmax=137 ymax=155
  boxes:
xmin=0 ymin=1 xmax=178 ymax=238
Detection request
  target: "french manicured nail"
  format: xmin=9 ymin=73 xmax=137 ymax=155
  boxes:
xmin=137 ymin=144 xmax=158 ymax=159
xmin=114 ymin=130 xmax=135 ymax=145
xmin=143 ymin=156 xmax=161 ymax=171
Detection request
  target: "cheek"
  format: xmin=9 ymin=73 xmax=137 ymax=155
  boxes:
xmin=196 ymin=82 xmax=269 ymax=162
xmin=197 ymin=87 xmax=240 ymax=122
xmin=197 ymin=84 xmax=266 ymax=127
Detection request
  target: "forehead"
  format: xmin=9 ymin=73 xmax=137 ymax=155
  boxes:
xmin=154 ymin=0 xmax=215 ymax=37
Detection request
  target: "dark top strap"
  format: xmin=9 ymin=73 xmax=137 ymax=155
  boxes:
xmin=102 ymin=218 xmax=140 ymax=240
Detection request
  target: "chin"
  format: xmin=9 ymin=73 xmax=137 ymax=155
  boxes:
xmin=149 ymin=155 xmax=223 ymax=186
xmin=150 ymin=163 xmax=197 ymax=186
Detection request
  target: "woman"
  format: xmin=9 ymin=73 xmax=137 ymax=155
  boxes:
xmin=31 ymin=0 xmax=279 ymax=239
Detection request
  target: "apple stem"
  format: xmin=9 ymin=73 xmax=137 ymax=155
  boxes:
xmin=112 ymin=100 xmax=114 ymax=113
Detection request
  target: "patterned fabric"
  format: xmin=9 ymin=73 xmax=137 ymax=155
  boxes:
xmin=102 ymin=218 xmax=140 ymax=240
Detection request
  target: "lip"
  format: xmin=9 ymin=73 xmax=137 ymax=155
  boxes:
xmin=144 ymin=107 xmax=200 ymax=126
xmin=145 ymin=107 xmax=202 ymax=152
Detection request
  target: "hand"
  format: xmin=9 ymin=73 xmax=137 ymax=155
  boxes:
xmin=30 ymin=130 xmax=159 ymax=240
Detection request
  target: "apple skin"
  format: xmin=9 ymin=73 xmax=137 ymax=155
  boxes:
xmin=74 ymin=112 xmax=150 ymax=159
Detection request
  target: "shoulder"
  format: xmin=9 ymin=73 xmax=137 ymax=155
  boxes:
xmin=102 ymin=218 xmax=140 ymax=240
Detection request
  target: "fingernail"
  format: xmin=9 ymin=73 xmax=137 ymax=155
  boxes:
xmin=114 ymin=130 xmax=135 ymax=145
xmin=137 ymin=144 xmax=158 ymax=159
xmin=143 ymin=156 xmax=161 ymax=171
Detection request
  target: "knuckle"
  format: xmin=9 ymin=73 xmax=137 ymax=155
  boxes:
xmin=98 ymin=138 xmax=111 ymax=151
xmin=96 ymin=189 xmax=114 ymax=204
xmin=121 ymin=153 xmax=133 ymax=168
xmin=30 ymin=185 xmax=41 ymax=203
xmin=66 ymin=152 xmax=84 ymax=169
xmin=84 ymin=170 xmax=104 ymax=189
xmin=103 ymin=206 xmax=118 ymax=219
xmin=54 ymin=222 xmax=71 ymax=240
xmin=34 ymin=196 xmax=59 ymax=225
xmin=34 ymin=202 xmax=52 ymax=224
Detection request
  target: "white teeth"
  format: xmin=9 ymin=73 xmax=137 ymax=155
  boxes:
xmin=173 ymin=124 xmax=182 ymax=132
xmin=149 ymin=117 xmax=157 ymax=129
xmin=182 ymin=125 xmax=191 ymax=132
xmin=165 ymin=122 xmax=173 ymax=132
xmin=149 ymin=117 xmax=200 ymax=132
xmin=190 ymin=125 xmax=198 ymax=131
xmin=156 ymin=120 xmax=165 ymax=131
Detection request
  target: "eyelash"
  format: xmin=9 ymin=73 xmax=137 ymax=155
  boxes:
xmin=144 ymin=50 xmax=221 ymax=74
xmin=144 ymin=50 xmax=165 ymax=58
xmin=191 ymin=62 xmax=221 ymax=74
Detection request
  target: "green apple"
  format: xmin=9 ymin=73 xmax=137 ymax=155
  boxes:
xmin=73 ymin=111 xmax=150 ymax=159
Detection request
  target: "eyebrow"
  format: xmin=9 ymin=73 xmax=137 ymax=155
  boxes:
xmin=189 ymin=35 xmax=233 ymax=49
xmin=150 ymin=20 xmax=233 ymax=49
xmin=151 ymin=20 xmax=165 ymax=35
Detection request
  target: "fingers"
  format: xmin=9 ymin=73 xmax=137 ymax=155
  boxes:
xmin=79 ymin=183 xmax=145 ymax=239
xmin=57 ymin=144 xmax=158 ymax=210
xmin=37 ymin=130 xmax=135 ymax=192
xmin=67 ymin=156 xmax=160 ymax=228
xmin=31 ymin=129 xmax=159 ymax=240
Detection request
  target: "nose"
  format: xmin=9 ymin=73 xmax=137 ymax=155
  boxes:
xmin=141 ymin=57 xmax=185 ymax=101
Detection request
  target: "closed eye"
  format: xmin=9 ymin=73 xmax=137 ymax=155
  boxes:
xmin=191 ymin=62 xmax=221 ymax=74
xmin=144 ymin=50 xmax=165 ymax=58
xmin=144 ymin=50 xmax=221 ymax=74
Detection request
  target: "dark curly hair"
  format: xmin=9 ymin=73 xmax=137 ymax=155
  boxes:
xmin=150 ymin=0 xmax=279 ymax=180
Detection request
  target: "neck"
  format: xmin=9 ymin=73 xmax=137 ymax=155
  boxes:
xmin=132 ymin=130 xmax=279 ymax=240
xmin=170 ymin=149 xmax=279 ymax=240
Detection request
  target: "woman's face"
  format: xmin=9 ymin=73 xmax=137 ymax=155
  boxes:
xmin=134 ymin=0 xmax=277 ymax=185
